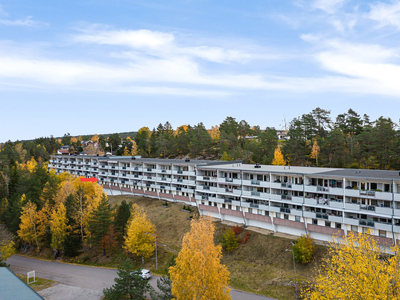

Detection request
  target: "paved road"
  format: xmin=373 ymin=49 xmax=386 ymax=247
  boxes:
xmin=7 ymin=255 xmax=275 ymax=300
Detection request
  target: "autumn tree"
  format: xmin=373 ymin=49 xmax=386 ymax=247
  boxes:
xmin=292 ymin=234 xmax=315 ymax=264
xmin=18 ymin=200 xmax=48 ymax=251
xmin=220 ymin=228 xmax=239 ymax=252
xmin=272 ymin=147 xmax=286 ymax=166
xmin=310 ymin=139 xmax=320 ymax=167
xmin=169 ymin=217 xmax=231 ymax=300
xmin=124 ymin=209 xmax=155 ymax=263
xmin=50 ymin=202 xmax=69 ymax=250
xmin=303 ymin=231 xmax=400 ymax=299
xmin=0 ymin=240 xmax=16 ymax=267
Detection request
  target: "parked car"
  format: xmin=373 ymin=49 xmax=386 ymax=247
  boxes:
xmin=132 ymin=269 xmax=152 ymax=280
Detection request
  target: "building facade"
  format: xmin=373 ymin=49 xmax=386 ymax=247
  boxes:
xmin=49 ymin=155 xmax=400 ymax=247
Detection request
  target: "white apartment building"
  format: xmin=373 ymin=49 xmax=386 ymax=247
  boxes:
xmin=49 ymin=155 xmax=400 ymax=247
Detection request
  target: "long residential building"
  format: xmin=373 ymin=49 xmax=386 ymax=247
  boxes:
xmin=49 ymin=155 xmax=400 ymax=247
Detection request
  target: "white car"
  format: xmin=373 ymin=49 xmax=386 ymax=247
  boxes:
xmin=132 ymin=269 xmax=152 ymax=280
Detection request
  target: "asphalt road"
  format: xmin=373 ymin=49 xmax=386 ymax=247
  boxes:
xmin=7 ymin=255 xmax=276 ymax=300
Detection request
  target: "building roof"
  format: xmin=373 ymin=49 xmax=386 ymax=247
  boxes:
xmin=0 ymin=268 xmax=43 ymax=300
xmin=197 ymin=163 xmax=400 ymax=181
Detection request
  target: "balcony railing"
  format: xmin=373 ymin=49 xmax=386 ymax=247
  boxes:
xmin=177 ymin=170 xmax=183 ymax=174
xmin=251 ymin=180 xmax=260 ymax=185
xmin=203 ymin=186 xmax=210 ymax=190
xmin=281 ymin=183 xmax=292 ymax=188
xmin=360 ymin=190 xmax=376 ymax=196
xmin=251 ymin=191 xmax=260 ymax=196
xmin=280 ymin=207 xmax=290 ymax=213
xmin=147 ymin=176 xmax=152 ymax=179
xmin=176 ymin=187 xmax=182 ymax=191
xmin=225 ymin=178 xmax=233 ymax=183
xmin=250 ymin=203 xmax=259 ymax=208
xmin=359 ymin=219 xmax=375 ymax=227
xmin=316 ymin=213 xmax=328 ymax=220
xmin=161 ymin=177 xmax=166 ymax=181
xmin=202 ymin=195 xmax=209 ymax=200
xmin=147 ymin=168 xmax=152 ymax=171
xmin=282 ymin=195 xmax=292 ymax=200
xmin=178 ymin=179 xmax=183 ymax=183
xmin=162 ymin=170 xmax=167 ymax=173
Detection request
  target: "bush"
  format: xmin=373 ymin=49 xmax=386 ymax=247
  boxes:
xmin=232 ymin=226 xmax=242 ymax=235
xmin=220 ymin=228 xmax=239 ymax=252
xmin=292 ymin=234 xmax=315 ymax=264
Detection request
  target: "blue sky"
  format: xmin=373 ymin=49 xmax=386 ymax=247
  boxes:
xmin=1 ymin=0 xmax=400 ymax=142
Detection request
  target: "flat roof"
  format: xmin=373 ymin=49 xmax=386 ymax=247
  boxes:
xmin=197 ymin=163 xmax=400 ymax=181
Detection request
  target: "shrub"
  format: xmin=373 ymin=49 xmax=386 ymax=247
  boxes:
xmin=220 ymin=228 xmax=239 ymax=252
xmin=232 ymin=226 xmax=242 ymax=235
xmin=292 ymin=234 xmax=315 ymax=264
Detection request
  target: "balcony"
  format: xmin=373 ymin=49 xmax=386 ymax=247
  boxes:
xmin=343 ymin=217 xmax=359 ymax=226
xmin=375 ymin=206 xmax=392 ymax=216
xmin=305 ymin=185 xmax=317 ymax=193
xmin=328 ymin=215 xmax=342 ymax=223
xmin=280 ymin=207 xmax=290 ymax=213
xmin=269 ymin=206 xmax=281 ymax=213
xmin=251 ymin=191 xmax=260 ymax=197
xmin=250 ymin=203 xmax=259 ymax=209
xmin=374 ymin=222 xmax=392 ymax=231
xmin=317 ymin=186 xmax=329 ymax=192
xmin=270 ymin=194 xmax=281 ymax=201
xmin=345 ymin=189 xmax=360 ymax=197
xmin=375 ymin=191 xmax=393 ymax=201
xmin=292 ymin=196 xmax=303 ymax=204
xmin=359 ymin=219 xmax=375 ymax=227
xmin=291 ymin=209 xmax=303 ymax=217
xmin=281 ymin=183 xmax=292 ymax=189
xmin=161 ymin=170 xmax=167 ymax=173
xmin=360 ymin=190 xmax=376 ymax=197
xmin=329 ymin=201 xmax=343 ymax=209
xmin=282 ymin=195 xmax=292 ymax=200
xmin=303 ymin=211 xmax=316 ymax=218
xmin=232 ymin=200 xmax=241 ymax=206
xmin=345 ymin=203 xmax=360 ymax=211
xmin=316 ymin=212 xmax=328 ymax=220
xmin=304 ymin=198 xmax=317 ymax=205
xmin=251 ymin=180 xmax=260 ymax=185
xmin=146 ymin=168 xmax=152 ymax=172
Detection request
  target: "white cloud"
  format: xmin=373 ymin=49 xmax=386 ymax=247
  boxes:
xmin=313 ymin=0 xmax=345 ymax=14
xmin=369 ymin=1 xmax=400 ymax=29
xmin=0 ymin=17 xmax=47 ymax=27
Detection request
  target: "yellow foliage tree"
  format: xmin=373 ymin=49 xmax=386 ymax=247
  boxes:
xmin=174 ymin=125 xmax=188 ymax=137
xmin=310 ymin=139 xmax=320 ymax=167
xmin=209 ymin=125 xmax=220 ymax=140
xmin=169 ymin=217 xmax=231 ymax=300
xmin=91 ymin=134 xmax=99 ymax=142
xmin=26 ymin=157 xmax=37 ymax=173
xmin=0 ymin=240 xmax=16 ymax=262
xmin=124 ymin=209 xmax=155 ymax=263
xmin=18 ymin=201 xmax=49 ymax=251
xmin=303 ymin=231 xmax=400 ymax=300
xmin=50 ymin=203 xmax=69 ymax=249
xmin=271 ymin=147 xmax=286 ymax=166
xmin=130 ymin=140 xmax=138 ymax=156
xmin=70 ymin=137 xmax=78 ymax=143
xmin=54 ymin=179 xmax=75 ymax=207
xmin=122 ymin=146 xmax=130 ymax=156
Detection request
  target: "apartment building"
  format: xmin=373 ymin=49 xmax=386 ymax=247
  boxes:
xmin=49 ymin=155 xmax=400 ymax=247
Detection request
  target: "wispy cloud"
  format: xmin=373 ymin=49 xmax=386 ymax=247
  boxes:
xmin=0 ymin=16 xmax=48 ymax=27
xmin=369 ymin=1 xmax=400 ymax=29
xmin=312 ymin=0 xmax=346 ymax=14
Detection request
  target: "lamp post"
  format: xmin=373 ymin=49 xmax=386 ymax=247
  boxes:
xmin=286 ymin=249 xmax=297 ymax=299
xmin=144 ymin=233 xmax=158 ymax=270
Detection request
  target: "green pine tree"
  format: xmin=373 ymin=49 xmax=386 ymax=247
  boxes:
xmin=114 ymin=200 xmax=131 ymax=242
xmin=88 ymin=194 xmax=112 ymax=254
xmin=103 ymin=259 xmax=153 ymax=300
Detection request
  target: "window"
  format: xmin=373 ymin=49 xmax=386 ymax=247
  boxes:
xmin=228 ymin=205 xmax=232 ymax=210
xmin=362 ymin=227 xmax=368 ymax=234
xmin=236 ymin=206 xmax=241 ymax=211
xmin=258 ymin=209 xmax=263 ymax=215
xmin=213 ymin=202 xmax=217 ymax=207
xmin=284 ymin=214 xmax=289 ymax=220
xmin=351 ymin=225 xmax=358 ymax=232
xmin=312 ymin=219 xmax=318 ymax=225
xmin=335 ymin=223 xmax=342 ymax=229
xmin=295 ymin=216 xmax=300 ymax=222
xmin=222 ymin=204 xmax=226 ymax=209
xmin=379 ymin=230 xmax=386 ymax=237
xmin=276 ymin=213 xmax=281 ymax=219
xmin=265 ymin=211 xmax=269 ymax=216
xmin=248 ymin=208 xmax=252 ymax=214
xmin=325 ymin=221 xmax=331 ymax=227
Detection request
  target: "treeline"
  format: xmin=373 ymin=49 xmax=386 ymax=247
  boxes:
xmin=0 ymin=158 xmax=138 ymax=258
xmin=133 ymin=108 xmax=400 ymax=170
xmin=1 ymin=107 xmax=399 ymax=170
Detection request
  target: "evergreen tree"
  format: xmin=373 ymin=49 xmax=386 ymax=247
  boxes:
xmin=88 ymin=194 xmax=112 ymax=254
xmin=114 ymin=200 xmax=131 ymax=242
xmin=103 ymin=259 xmax=153 ymax=300
xmin=149 ymin=276 xmax=173 ymax=300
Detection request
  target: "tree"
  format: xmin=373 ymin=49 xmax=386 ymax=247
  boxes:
xmin=88 ymin=194 xmax=112 ymax=254
xmin=114 ymin=200 xmax=133 ymax=242
xmin=272 ymin=147 xmax=286 ymax=166
xmin=103 ymin=258 xmax=153 ymax=300
xmin=169 ymin=217 xmax=231 ymax=300
xmin=50 ymin=203 xmax=69 ymax=250
xmin=310 ymin=139 xmax=320 ymax=167
xmin=149 ymin=276 xmax=173 ymax=300
xmin=135 ymin=127 xmax=151 ymax=156
xmin=18 ymin=201 xmax=42 ymax=251
xmin=0 ymin=240 xmax=16 ymax=267
xmin=303 ymin=231 xmax=400 ymax=299
xmin=221 ymin=151 xmax=232 ymax=161
xmin=124 ymin=209 xmax=155 ymax=263
xmin=291 ymin=234 xmax=315 ymax=264
xmin=220 ymin=228 xmax=239 ymax=252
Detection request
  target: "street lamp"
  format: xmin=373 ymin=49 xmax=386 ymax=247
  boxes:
xmin=286 ymin=248 xmax=297 ymax=299
xmin=144 ymin=233 xmax=158 ymax=270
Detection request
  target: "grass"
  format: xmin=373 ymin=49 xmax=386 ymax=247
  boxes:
xmin=16 ymin=274 xmax=57 ymax=292
xmin=108 ymin=195 xmax=326 ymax=300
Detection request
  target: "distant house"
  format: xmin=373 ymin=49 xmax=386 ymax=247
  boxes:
xmin=0 ymin=268 xmax=43 ymax=300
xmin=276 ymin=130 xmax=290 ymax=141
xmin=57 ymin=145 xmax=70 ymax=155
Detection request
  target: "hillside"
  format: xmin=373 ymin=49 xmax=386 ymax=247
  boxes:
xmin=108 ymin=195 xmax=327 ymax=300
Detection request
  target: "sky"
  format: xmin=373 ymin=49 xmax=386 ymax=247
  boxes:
xmin=1 ymin=0 xmax=400 ymax=142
